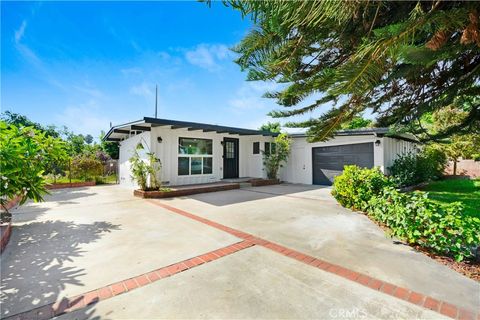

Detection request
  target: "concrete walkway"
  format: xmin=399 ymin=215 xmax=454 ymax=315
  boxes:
xmin=1 ymin=185 xmax=478 ymax=319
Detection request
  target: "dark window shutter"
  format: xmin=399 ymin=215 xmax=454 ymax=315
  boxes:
xmin=264 ymin=142 xmax=270 ymax=155
xmin=253 ymin=142 xmax=260 ymax=154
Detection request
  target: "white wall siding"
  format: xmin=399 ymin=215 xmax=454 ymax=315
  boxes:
xmin=118 ymin=132 xmax=152 ymax=189
xmin=281 ymin=135 xmax=384 ymax=184
xmin=144 ymin=127 xmax=273 ymax=186
xmin=383 ymin=138 xmax=419 ymax=174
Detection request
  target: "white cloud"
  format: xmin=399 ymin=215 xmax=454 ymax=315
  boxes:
xmin=73 ymin=85 xmax=104 ymax=99
xmin=185 ymin=44 xmax=232 ymax=71
xmin=14 ymin=20 xmax=41 ymax=66
xmin=55 ymin=100 xmax=112 ymax=137
xmin=130 ymin=82 xmax=155 ymax=101
xmin=15 ymin=20 xmax=27 ymax=43
xmin=121 ymin=67 xmax=143 ymax=76
xmin=228 ymin=81 xmax=281 ymax=112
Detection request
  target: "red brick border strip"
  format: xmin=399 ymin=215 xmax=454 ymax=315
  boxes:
xmin=0 ymin=223 xmax=12 ymax=253
xmin=3 ymin=240 xmax=254 ymax=320
xmin=148 ymin=199 xmax=479 ymax=320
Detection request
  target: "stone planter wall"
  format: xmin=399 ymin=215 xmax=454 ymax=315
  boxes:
xmin=250 ymin=179 xmax=281 ymax=187
xmin=46 ymin=181 xmax=96 ymax=190
xmin=134 ymin=183 xmax=239 ymax=199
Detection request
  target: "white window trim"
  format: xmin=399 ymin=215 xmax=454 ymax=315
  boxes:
xmin=177 ymin=137 xmax=214 ymax=176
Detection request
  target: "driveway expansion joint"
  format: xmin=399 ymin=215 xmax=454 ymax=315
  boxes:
xmin=2 ymin=240 xmax=255 ymax=320
xmin=147 ymin=199 xmax=479 ymax=320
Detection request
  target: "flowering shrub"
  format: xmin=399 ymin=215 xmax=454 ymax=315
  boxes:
xmin=0 ymin=122 xmax=67 ymax=218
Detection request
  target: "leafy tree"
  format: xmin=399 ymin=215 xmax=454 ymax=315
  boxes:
xmin=427 ymin=106 xmax=479 ymax=175
xmin=84 ymin=134 xmax=94 ymax=145
xmin=100 ymin=130 xmax=119 ymax=159
xmin=220 ymin=1 xmax=480 ymax=141
xmin=0 ymin=122 xmax=67 ymax=220
xmin=65 ymin=133 xmax=86 ymax=155
xmin=259 ymin=122 xmax=281 ymax=133
xmin=262 ymin=133 xmax=291 ymax=179
xmin=1 ymin=111 xmax=60 ymax=138
xmin=340 ymin=116 xmax=373 ymax=130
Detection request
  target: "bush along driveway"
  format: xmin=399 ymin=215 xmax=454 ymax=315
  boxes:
xmin=332 ymin=166 xmax=480 ymax=280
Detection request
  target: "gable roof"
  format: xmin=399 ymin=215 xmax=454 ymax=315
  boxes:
xmin=103 ymin=117 xmax=279 ymax=141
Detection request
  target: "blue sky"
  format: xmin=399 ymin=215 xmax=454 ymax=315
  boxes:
xmin=1 ymin=1 xmax=296 ymax=137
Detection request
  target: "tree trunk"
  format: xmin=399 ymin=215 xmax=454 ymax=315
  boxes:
xmin=453 ymin=159 xmax=457 ymax=176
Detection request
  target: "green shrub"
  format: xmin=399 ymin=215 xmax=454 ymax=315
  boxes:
xmin=0 ymin=121 xmax=67 ymax=218
xmin=389 ymin=148 xmax=447 ymax=187
xmin=71 ymin=155 xmax=103 ymax=181
xmin=368 ymin=187 xmax=479 ymax=261
xmin=331 ymin=165 xmax=394 ymax=211
xmin=130 ymin=150 xmax=162 ymax=191
xmin=262 ymin=133 xmax=291 ymax=179
xmin=332 ymin=166 xmax=480 ymax=261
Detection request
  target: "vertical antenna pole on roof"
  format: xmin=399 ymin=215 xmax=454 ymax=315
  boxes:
xmin=155 ymin=85 xmax=158 ymax=118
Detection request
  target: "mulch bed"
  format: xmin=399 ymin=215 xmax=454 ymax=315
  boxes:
xmin=355 ymin=211 xmax=480 ymax=282
xmin=412 ymin=245 xmax=480 ymax=282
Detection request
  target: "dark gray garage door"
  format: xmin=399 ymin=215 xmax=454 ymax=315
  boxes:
xmin=312 ymin=143 xmax=374 ymax=185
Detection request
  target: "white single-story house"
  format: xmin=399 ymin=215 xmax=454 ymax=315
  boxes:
xmin=104 ymin=117 xmax=418 ymax=188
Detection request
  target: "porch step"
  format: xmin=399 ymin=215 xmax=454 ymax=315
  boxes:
xmin=239 ymin=182 xmax=252 ymax=188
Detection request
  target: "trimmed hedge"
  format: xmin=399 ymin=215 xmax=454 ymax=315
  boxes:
xmin=332 ymin=165 xmax=480 ymax=261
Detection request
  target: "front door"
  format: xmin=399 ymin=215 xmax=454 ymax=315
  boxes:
xmin=223 ymin=138 xmax=239 ymax=179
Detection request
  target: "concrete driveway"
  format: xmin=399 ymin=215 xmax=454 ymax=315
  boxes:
xmin=1 ymin=185 xmax=478 ymax=319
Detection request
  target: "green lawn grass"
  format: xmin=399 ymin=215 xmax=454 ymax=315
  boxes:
xmin=44 ymin=174 xmax=118 ymax=185
xmin=44 ymin=177 xmax=85 ymax=184
xmin=422 ymin=178 xmax=480 ymax=218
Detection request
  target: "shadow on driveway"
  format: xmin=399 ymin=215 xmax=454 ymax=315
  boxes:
xmin=1 ymin=220 xmax=120 ymax=319
xmin=165 ymin=184 xmax=330 ymax=207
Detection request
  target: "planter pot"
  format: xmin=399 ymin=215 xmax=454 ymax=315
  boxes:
xmin=249 ymin=178 xmax=281 ymax=187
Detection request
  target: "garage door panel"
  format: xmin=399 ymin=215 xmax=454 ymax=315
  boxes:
xmin=312 ymin=143 xmax=374 ymax=185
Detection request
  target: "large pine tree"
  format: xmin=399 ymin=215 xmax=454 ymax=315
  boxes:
xmin=219 ymin=1 xmax=480 ymax=141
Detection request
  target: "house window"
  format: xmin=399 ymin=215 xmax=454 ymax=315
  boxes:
xmin=253 ymin=142 xmax=260 ymax=154
xmin=264 ymin=142 xmax=276 ymax=155
xmin=178 ymin=138 xmax=213 ymax=175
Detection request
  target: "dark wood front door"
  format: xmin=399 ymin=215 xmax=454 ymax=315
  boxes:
xmin=223 ymin=138 xmax=239 ymax=179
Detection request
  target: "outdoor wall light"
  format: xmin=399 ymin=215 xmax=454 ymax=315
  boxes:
xmin=375 ymin=139 xmax=381 ymax=146
xmin=157 ymin=136 xmax=163 ymax=143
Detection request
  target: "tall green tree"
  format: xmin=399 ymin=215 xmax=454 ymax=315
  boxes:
xmin=1 ymin=111 xmax=60 ymax=138
xmin=340 ymin=115 xmax=373 ymax=130
xmin=220 ymin=1 xmax=480 ymax=141
xmin=100 ymin=131 xmax=119 ymax=159
xmin=426 ymin=106 xmax=479 ymax=174
xmin=259 ymin=121 xmax=281 ymax=133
